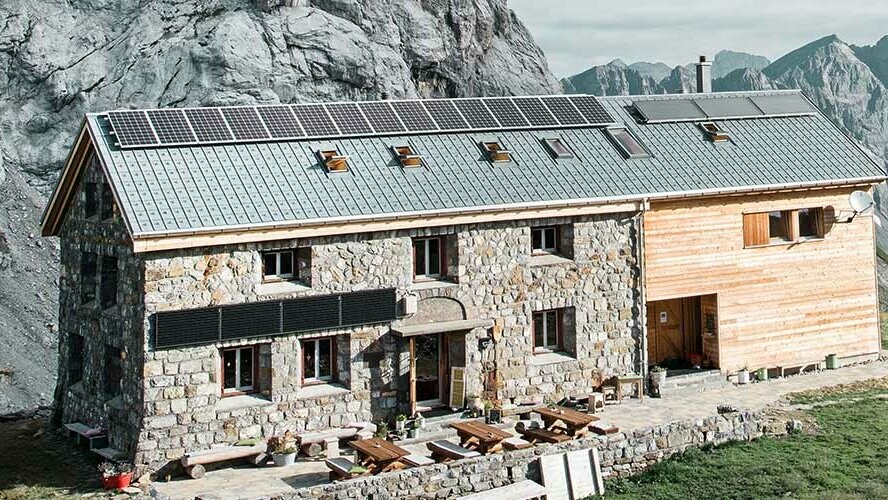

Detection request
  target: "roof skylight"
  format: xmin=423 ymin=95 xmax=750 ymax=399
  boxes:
xmin=481 ymin=141 xmax=512 ymax=163
xmin=317 ymin=148 xmax=349 ymax=173
xmin=604 ymin=127 xmax=650 ymax=159
xmin=700 ymin=122 xmax=731 ymax=143
xmin=392 ymin=145 xmax=423 ymax=168
xmin=543 ymin=138 xmax=574 ymax=159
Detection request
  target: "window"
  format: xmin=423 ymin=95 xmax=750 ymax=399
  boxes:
xmin=302 ymin=338 xmax=335 ymax=383
xmin=263 ymin=250 xmax=294 ymax=281
xmin=317 ymin=148 xmax=349 ymax=173
xmin=700 ymin=122 xmax=730 ymax=142
xmin=413 ymin=237 xmax=444 ymax=279
xmin=101 ymin=256 xmax=118 ymax=309
xmin=798 ymin=208 xmax=824 ymax=239
xmin=531 ymin=227 xmax=559 ymax=254
xmin=67 ymin=334 xmax=84 ymax=386
xmin=84 ymin=182 xmax=98 ymax=218
xmin=533 ymin=310 xmax=562 ymax=352
xmin=393 ymin=145 xmax=423 ymax=168
xmin=605 ymin=127 xmax=650 ymax=159
xmin=481 ymin=141 xmax=512 ymax=163
xmin=103 ymin=346 xmax=122 ymax=397
xmin=768 ymin=211 xmax=792 ymax=243
xmin=81 ymin=252 xmax=98 ymax=304
xmin=222 ymin=346 xmax=256 ymax=395
xmin=543 ymin=138 xmax=574 ymax=159
xmin=100 ymin=183 xmax=114 ymax=220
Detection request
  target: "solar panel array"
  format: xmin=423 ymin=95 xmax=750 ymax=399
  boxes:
xmin=634 ymin=93 xmax=817 ymax=124
xmin=106 ymin=95 xmax=616 ymax=149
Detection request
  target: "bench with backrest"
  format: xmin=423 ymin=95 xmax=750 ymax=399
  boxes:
xmin=456 ymin=480 xmax=547 ymax=500
xmin=427 ymin=440 xmax=481 ymax=462
xmin=180 ymin=442 xmax=267 ymax=479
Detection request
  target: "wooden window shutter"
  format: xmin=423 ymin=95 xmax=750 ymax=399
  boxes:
xmin=743 ymin=213 xmax=769 ymax=247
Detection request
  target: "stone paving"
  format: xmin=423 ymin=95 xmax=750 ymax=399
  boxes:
xmin=151 ymin=360 xmax=888 ymax=500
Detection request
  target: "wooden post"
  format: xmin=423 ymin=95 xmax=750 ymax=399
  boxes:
xmin=409 ymin=337 xmax=416 ymax=416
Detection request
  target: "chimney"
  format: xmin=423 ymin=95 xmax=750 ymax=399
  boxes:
xmin=696 ymin=55 xmax=712 ymax=93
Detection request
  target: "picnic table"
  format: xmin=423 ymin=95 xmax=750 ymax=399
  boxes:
xmin=534 ymin=406 xmax=600 ymax=437
xmin=449 ymin=421 xmax=512 ymax=454
xmin=349 ymin=438 xmax=410 ymax=474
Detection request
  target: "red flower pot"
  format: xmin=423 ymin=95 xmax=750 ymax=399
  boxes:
xmin=101 ymin=472 xmax=133 ymax=490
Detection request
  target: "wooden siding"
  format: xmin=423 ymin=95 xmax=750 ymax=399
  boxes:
xmin=644 ymin=187 xmax=880 ymax=373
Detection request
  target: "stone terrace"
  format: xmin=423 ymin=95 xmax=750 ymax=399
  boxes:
xmin=151 ymin=360 xmax=888 ymax=500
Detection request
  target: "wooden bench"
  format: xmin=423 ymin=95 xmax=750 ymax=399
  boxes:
xmin=298 ymin=422 xmax=375 ymax=457
xmin=180 ymin=442 xmax=267 ymax=479
xmin=402 ymin=454 xmax=435 ymax=467
xmin=778 ymin=360 xmax=823 ymax=377
xmin=502 ymin=436 xmax=533 ymax=451
xmin=64 ymin=423 xmax=107 ymax=449
xmin=518 ymin=427 xmax=573 ymax=444
xmin=325 ymin=457 xmax=371 ymax=481
xmin=427 ymin=440 xmax=481 ymax=462
xmin=456 ymin=480 xmax=547 ymax=500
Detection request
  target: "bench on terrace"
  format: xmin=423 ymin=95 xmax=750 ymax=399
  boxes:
xmin=298 ymin=421 xmax=375 ymax=457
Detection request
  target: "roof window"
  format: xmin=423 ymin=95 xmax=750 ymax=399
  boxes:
xmin=604 ymin=127 xmax=650 ymax=159
xmin=481 ymin=141 xmax=512 ymax=163
xmin=317 ymin=148 xmax=349 ymax=173
xmin=700 ymin=122 xmax=731 ymax=143
xmin=392 ymin=145 xmax=423 ymax=168
xmin=543 ymin=138 xmax=574 ymax=159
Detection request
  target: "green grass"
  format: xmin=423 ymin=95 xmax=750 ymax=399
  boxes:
xmin=605 ymin=390 xmax=888 ymax=500
xmin=881 ymin=312 xmax=888 ymax=350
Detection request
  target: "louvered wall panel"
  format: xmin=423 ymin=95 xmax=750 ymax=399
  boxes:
xmin=221 ymin=301 xmax=281 ymax=340
xmin=341 ymin=288 xmax=397 ymax=327
xmin=155 ymin=308 xmax=220 ymax=348
xmin=283 ymin=295 xmax=340 ymax=333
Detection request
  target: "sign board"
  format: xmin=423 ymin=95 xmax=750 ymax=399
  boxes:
xmin=449 ymin=367 xmax=466 ymax=409
xmin=566 ymin=450 xmax=594 ymax=499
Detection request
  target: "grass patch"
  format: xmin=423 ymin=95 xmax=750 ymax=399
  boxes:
xmin=881 ymin=312 xmax=888 ymax=350
xmin=605 ymin=390 xmax=888 ymax=499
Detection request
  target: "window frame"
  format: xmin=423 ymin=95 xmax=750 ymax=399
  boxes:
xmin=84 ymin=182 xmax=99 ymax=219
xmin=532 ymin=309 xmax=563 ymax=354
xmin=412 ymin=236 xmax=446 ymax=281
xmin=100 ymin=255 xmax=118 ymax=309
xmin=220 ymin=346 xmax=258 ymax=397
xmin=699 ymin=122 xmax=731 ymax=142
xmin=767 ymin=210 xmax=793 ymax=244
xmin=743 ymin=207 xmax=825 ymax=248
xmin=797 ymin=207 xmax=825 ymax=240
xmin=481 ymin=141 xmax=512 ymax=163
xmin=531 ymin=226 xmax=560 ymax=255
xmin=543 ymin=137 xmax=575 ymax=159
xmin=80 ymin=252 xmax=98 ymax=305
xmin=301 ymin=337 xmax=337 ymax=386
xmin=262 ymin=250 xmax=296 ymax=282
xmin=392 ymin=145 xmax=423 ymax=168
xmin=604 ymin=127 xmax=651 ymax=159
xmin=317 ymin=148 xmax=349 ymax=173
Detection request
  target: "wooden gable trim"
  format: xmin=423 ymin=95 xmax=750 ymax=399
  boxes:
xmin=41 ymin=124 xmax=94 ymax=237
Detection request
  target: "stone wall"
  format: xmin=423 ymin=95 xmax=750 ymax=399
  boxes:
xmin=278 ymin=409 xmax=782 ymax=499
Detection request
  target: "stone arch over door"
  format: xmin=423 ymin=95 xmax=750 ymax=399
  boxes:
xmin=402 ymin=296 xmax=467 ymax=326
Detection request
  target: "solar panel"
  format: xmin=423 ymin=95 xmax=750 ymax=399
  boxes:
xmin=542 ymin=96 xmax=588 ymax=125
xmin=569 ymin=96 xmax=615 ymax=124
xmin=423 ymin=100 xmax=469 ymax=130
xmin=634 ymin=99 xmax=706 ymax=123
xmin=108 ymin=111 xmax=158 ymax=147
xmin=454 ymin=99 xmax=499 ymax=129
xmin=391 ymin=101 xmax=438 ymax=132
xmin=693 ymin=97 xmax=764 ymax=119
xmin=221 ymin=107 xmax=270 ymax=141
xmin=484 ymin=99 xmax=529 ymax=128
xmin=327 ymin=102 xmax=373 ymax=135
xmin=257 ymin=105 xmax=304 ymax=138
xmin=147 ymin=109 xmax=195 ymax=144
xmin=291 ymin=104 xmax=339 ymax=137
xmin=750 ymin=94 xmax=817 ymax=116
xmin=513 ymin=97 xmax=558 ymax=127
xmin=359 ymin=102 xmax=405 ymax=133
xmin=185 ymin=108 xmax=234 ymax=142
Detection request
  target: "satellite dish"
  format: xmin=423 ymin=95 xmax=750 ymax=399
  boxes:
xmin=849 ymin=191 xmax=875 ymax=215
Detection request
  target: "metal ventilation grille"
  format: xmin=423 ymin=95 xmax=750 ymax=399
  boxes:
xmin=153 ymin=288 xmax=397 ymax=349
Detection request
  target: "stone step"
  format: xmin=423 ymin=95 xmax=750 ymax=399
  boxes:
xmin=657 ymin=370 xmax=731 ymax=397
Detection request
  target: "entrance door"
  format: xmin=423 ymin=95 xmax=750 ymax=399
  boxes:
xmin=414 ymin=333 xmax=444 ymax=411
xmin=647 ymin=299 xmax=685 ymax=364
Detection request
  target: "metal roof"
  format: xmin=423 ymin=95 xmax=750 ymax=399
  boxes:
xmin=80 ymin=90 xmax=885 ymax=238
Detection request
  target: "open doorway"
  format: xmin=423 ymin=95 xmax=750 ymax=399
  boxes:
xmin=647 ymin=294 xmax=718 ymax=371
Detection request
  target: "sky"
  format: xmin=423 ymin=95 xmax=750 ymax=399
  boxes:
xmin=509 ymin=0 xmax=888 ymax=77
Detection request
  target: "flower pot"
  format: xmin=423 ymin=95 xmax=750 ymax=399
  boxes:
xmin=272 ymin=452 xmax=297 ymax=467
xmin=467 ymin=396 xmax=484 ymax=412
xmin=395 ymin=419 xmax=406 ymax=432
xmin=407 ymin=428 xmax=417 ymax=439
xmin=101 ymin=472 xmax=133 ymax=490
xmin=415 ymin=416 xmax=425 ymax=429
xmin=649 ymin=370 xmax=667 ymax=388
xmin=737 ymin=370 xmax=751 ymax=385
xmin=826 ymin=354 xmax=838 ymax=370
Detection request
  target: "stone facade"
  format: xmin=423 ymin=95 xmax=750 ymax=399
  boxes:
xmin=53 ymin=151 xmax=643 ymax=474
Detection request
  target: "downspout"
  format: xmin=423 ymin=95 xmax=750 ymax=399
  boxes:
xmin=635 ymin=200 xmax=650 ymax=378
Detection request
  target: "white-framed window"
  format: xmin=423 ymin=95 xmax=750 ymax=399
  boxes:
xmin=302 ymin=338 xmax=335 ymax=384
xmin=413 ymin=237 xmax=444 ymax=280
xmin=263 ymin=250 xmax=294 ymax=281
xmin=531 ymin=226 xmax=559 ymax=254
xmin=533 ymin=310 xmax=562 ymax=353
xmin=222 ymin=346 xmax=255 ymax=395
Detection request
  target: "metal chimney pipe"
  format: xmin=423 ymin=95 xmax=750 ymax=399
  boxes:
xmin=696 ymin=55 xmax=712 ymax=93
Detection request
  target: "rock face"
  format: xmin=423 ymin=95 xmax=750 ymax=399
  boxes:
xmin=0 ymin=0 xmax=558 ymax=412
xmin=711 ymin=49 xmax=771 ymax=79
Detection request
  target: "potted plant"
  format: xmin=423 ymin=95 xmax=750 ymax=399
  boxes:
xmin=649 ymin=365 xmax=667 ymax=389
xmin=98 ymin=461 xmax=134 ymax=490
xmin=268 ymin=431 xmax=297 ymax=467
xmin=484 ymin=401 xmax=502 ymax=424
xmin=395 ymin=414 xmax=408 ymax=432
xmin=414 ymin=412 xmax=425 ymax=430
xmin=466 ymin=394 xmax=484 ymax=416
xmin=737 ymin=367 xmax=751 ymax=385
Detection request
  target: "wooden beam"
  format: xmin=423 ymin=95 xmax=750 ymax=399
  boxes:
xmin=41 ymin=126 xmax=93 ymax=236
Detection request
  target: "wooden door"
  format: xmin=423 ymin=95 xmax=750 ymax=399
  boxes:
xmin=647 ymin=299 xmax=685 ymax=365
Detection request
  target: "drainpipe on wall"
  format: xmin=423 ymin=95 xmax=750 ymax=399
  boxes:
xmin=636 ymin=200 xmax=650 ymax=378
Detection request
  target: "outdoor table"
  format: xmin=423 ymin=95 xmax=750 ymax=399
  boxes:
xmin=349 ymin=438 xmax=410 ymax=473
xmin=449 ymin=420 xmax=512 ymax=454
xmin=534 ymin=406 xmax=600 ymax=437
